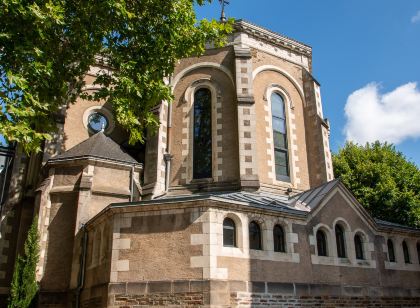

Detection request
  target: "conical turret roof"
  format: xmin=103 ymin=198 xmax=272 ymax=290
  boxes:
xmin=49 ymin=132 xmax=139 ymax=165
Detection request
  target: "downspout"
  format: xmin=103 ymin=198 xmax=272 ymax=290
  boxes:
xmin=130 ymin=166 xmax=134 ymax=202
xmin=75 ymin=224 xmax=88 ymax=308
xmin=164 ymin=98 xmax=173 ymax=192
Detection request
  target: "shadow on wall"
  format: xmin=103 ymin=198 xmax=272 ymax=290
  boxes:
xmin=41 ymin=193 xmax=78 ymax=291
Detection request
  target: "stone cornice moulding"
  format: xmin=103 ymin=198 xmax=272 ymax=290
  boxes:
xmin=234 ymin=20 xmax=312 ymax=55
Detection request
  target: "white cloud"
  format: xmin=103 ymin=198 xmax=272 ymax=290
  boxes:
xmin=344 ymin=82 xmax=420 ymax=145
xmin=412 ymin=11 xmax=420 ymax=23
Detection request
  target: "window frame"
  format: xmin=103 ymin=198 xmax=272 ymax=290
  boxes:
xmin=185 ymin=81 xmax=219 ymax=184
xmin=335 ymin=224 xmax=347 ymax=258
xmin=402 ymin=240 xmax=411 ymax=264
xmin=192 ymin=87 xmax=213 ymax=180
xmin=223 ymin=218 xmax=237 ymax=247
xmin=387 ymin=239 xmax=396 ymax=263
xmin=354 ymin=234 xmax=364 ymax=260
xmin=270 ymin=91 xmax=290 ymax=182
xmin=316 ymin=229 xmax=328 ymax=257
xmin=273 ymin=224 xmax=286 ymax=253
xmin=249 ymin=221 xmax=262 ymax=251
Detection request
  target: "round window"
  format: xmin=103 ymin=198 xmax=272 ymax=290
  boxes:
xmin=87 ymin=112 xmax=109 ymax=133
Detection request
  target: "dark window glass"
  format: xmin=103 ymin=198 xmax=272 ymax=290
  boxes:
xmin=316 ymin=230 xmax=328 ymax=256
xmin=273 ymin=225 xmax=286 ymax=252
xmin=193 ymin=88 xmax=212 ymax=179
xmin=271 ymin=93 xmax=289 ymax=180
xmin=223 ymin=218 xmax=236 ymax=247
xmin=403 ymin=241 xmax=410 ymax=263
xmin=335 ymin=225 xmax=346 ymax=258
xmin=354 ymin=234 xmax=364 ymax=260
xmin=88 ymin=112 xmax=108 ymax=132
xmin=387 ymin=239 xmax=395 ymax=262
xmin=417 ymin=243 xmax=420 ymax=264
xmin=249 ymin=221 xmax=262 ymax=250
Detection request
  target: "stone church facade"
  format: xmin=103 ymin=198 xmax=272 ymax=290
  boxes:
xmin=0 ymin=20 xmax=419 ymax=307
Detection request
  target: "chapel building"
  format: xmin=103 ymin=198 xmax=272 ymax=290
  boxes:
xmin=0 ymin=20 xmax=419 ymax=308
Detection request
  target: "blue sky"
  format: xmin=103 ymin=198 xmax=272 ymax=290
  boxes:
xmin=196 ymin=0 xmax=420 ymax=166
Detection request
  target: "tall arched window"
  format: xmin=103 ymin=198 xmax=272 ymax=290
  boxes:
xmin=193 ymin=88 xmax=212 ymax=179
xmin=271 ymin=92 xmax=289 ymax=181
xmin=387 ymin=239 xmax=395 ymax=262
xmin=354 ymin=234 xmax=364 ymax=260
xmin=335 ymin=225 xmax=346 ymax=258
xmin=249 ymin=221 xmax=262 ymax=250
xmin=273 ymin=225 xmax=286 ymax=253
xmin=316 ymin=230 xmax=328 ymax=256
xmin=223 ymin=218 xmax=236 ymax=247
xmin=416 ymin=243 xmax=420 ymax=264
xmin=402 ymin=241 xmax=410 ymax=264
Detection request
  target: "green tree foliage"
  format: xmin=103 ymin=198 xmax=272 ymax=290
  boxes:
xmin=8 ymin=216 xmax=40 ymax=308
xmin=0 ymin=0 xmax=233 ymax=153
xmin=333 ymin=142 xmax=420 ymax=228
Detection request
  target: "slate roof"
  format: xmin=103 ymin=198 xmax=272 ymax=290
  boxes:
xmin=109 ymin=178 xmax=419 ymax=232
xmin=116 ymin=179 xmax=341 ymax=216
xmin=288 ymin=178 xmax=341 ymax=211
xmin=375 ymin=218 xmax=420 ymax=232
xmin=49 ymin=132 xmax=139 ymax=165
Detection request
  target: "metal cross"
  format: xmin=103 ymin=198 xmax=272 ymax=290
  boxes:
xmin=219 ymin=0 xmax=230 ymax=22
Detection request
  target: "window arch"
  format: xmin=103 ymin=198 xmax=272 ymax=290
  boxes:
xmin=402 ymin=241 xmax=410 ymax=264
xmin=273 ymin=224 xmax=286 ymax=253
xmin=316 ymin=229 xmax=328 ymax=256
xmin=249 ymin=221 xmax=262 ymax=250
xmin=270 ymin=92 xmax=289 ymax=181
xmin=354 ymin=234 xmax=364 ymax=260
xmin=223 ymin=218 xmax=236 ymax=247
xmin=335 ymin=224 xmax=346 ymax=258
xmin=193 ymin=88 xmax=212 ymax=179
xmin=387 ymin=239 xmax=396 ymax=262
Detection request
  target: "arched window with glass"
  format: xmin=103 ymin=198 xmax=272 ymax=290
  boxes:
xmin=249 ymin=221 xmax=262 ymax=250
xmin=193 ymin=88 xmax=212 ymax=179
xmin=271 ymin=92 xmax=289 ymax=181
xmin=316 ymin=229 xmax=328 ymax=256
xmin=354 ymin=234 xmax=364 ymax=260
xmin=223 ymin=218 xmax=236 ymax=247
xmin=335 ymin=224 xmax=346 ymax=258
xmin=402 ymin=241 xmax=410 ymax=264
xmin=273 ymin=225 xmax=286 ymax=253
xmin=387 ymin=239 xmax=396 ymax=262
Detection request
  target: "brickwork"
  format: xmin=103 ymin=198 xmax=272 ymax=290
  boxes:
xmin=231 ymin=293 xmax=420 ymax=307
xmin=112 ymin=293 xmax=203 ymax=307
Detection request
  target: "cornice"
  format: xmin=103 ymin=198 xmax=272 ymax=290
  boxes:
xmin=234 ymin=20 xmax=312 ymax=56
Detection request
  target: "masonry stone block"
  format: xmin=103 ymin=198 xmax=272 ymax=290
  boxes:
xmin=267 ymin=282 xmax=294 ymax=295
xmin=148 ymin=281 xmax=172 ymax=293
xmin=126 ymin=282 xmax=148 ymax=295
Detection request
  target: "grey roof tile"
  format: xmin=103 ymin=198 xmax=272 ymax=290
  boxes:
xmin=49 ymin=132 xmax=139 ymax=165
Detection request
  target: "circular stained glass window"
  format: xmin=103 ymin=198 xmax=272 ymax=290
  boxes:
xmin=87 ymin=112 xmax=109 ymax=132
